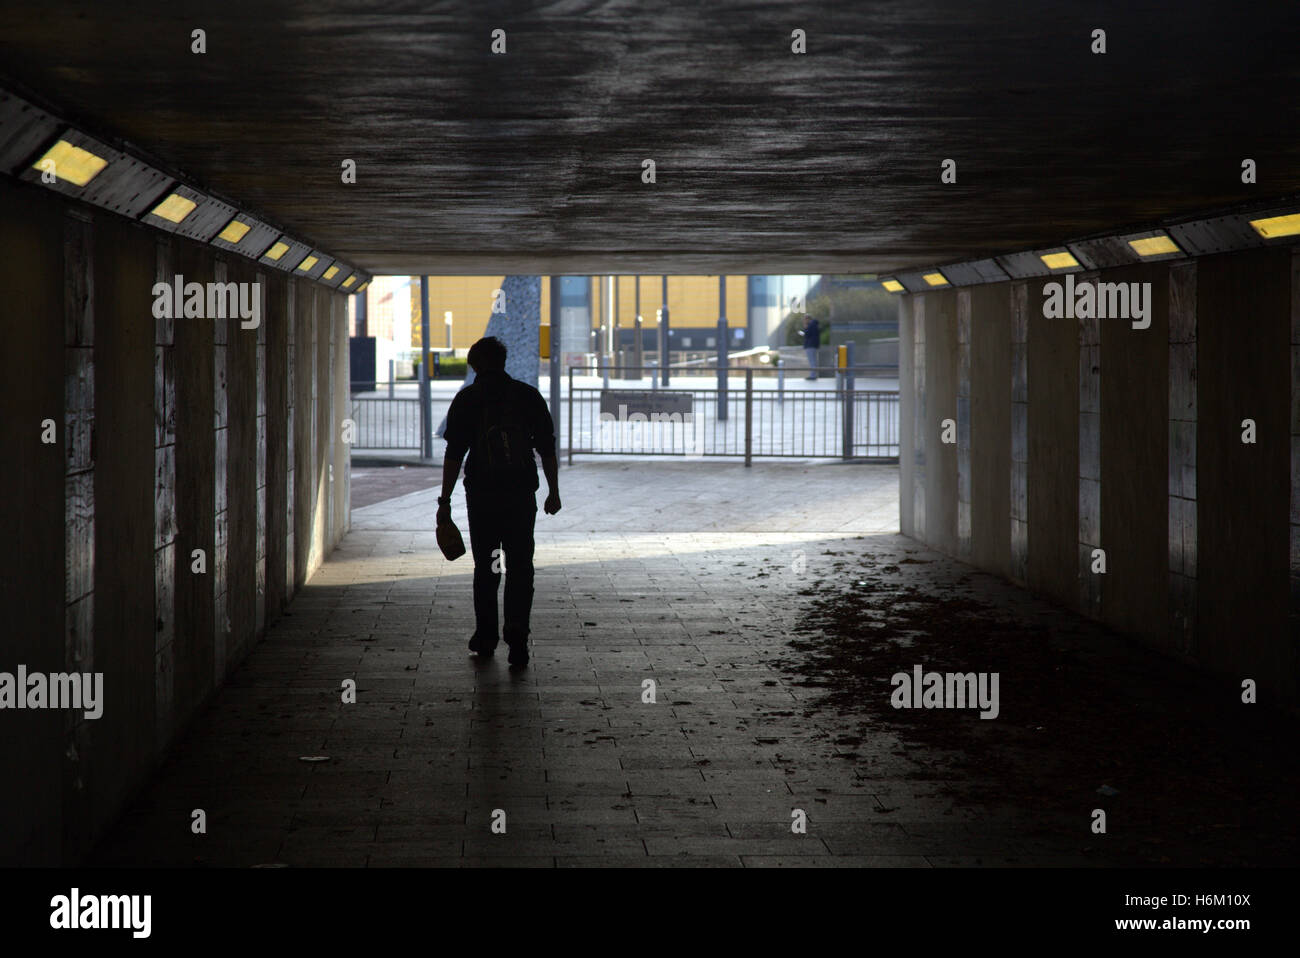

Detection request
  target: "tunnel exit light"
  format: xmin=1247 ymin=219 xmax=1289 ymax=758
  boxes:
xmin=1039 ymin=251 xmax=1079 ymax=270
xmin=150 ymin=193 xmax=197 ymax=224
xmin=922 ymin=272 xmax=948 ymax=287
xmin=1128 ymin=234 xmax=1180 ymax=257
xmin=32 ymin=139 xmax=108 ymax=187
xmin=322 ymin=265 xmax=339 ymax=280
xmin=217 ymin=218 xmax=251 ymax=244
xmin=264 ymin=241 xmax=290 ymax=261
xmin=296 ymin=255 xmax=319 ymax=272
xmin=1248 ymin=213 xmax=1300 ymax=239
xmin=881 ymin=279 xmax=904 ymax=292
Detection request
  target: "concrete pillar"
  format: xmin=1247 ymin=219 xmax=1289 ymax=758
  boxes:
xmin=899 ymin=295 xmax=914 ymax=536
xmin=64 ymin=210 xmax=95 ymax=859
xmin=912 ymin=294 xmax=927 ymax=541
xmin=153 ymin=236 xmax=177 ymax=750
xmin=1079 ymin=272 xmax=1103 ymax=617
xmin=957 ymin=289 xmax=972 ymax=558
xmin=285 ymin=279 xmax=297 ymax=601
xmin=1291 ymin=250 xmax=1300 ymax=644
xmin=1168 ymin=262 xmax=1198 ymax=651
xmin=1010 ymin=281 xmax=1029 ymax=585
xmin=255 ymin=273 xmax=268 ymax=636
xmin=213 ymin=260 xmax=230 ymax=679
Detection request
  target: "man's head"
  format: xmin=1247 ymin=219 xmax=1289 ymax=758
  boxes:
xmin=468 ymin=336 xmax=507 ymax=373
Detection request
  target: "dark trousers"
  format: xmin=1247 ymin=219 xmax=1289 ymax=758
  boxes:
xmin=465 ymin=486 xmax=537 ymax=646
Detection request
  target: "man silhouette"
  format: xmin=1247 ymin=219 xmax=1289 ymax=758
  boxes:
xmin=437 ymin=336 xmax=561 ymax=666
xmin=802 ymin=315 xmax=821 ymax=380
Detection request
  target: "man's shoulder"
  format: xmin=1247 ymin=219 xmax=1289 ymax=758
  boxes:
xmin=508 ymin=377 xmax=544 ymax=400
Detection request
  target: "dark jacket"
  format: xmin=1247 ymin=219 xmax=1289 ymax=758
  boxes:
xmin=802 ymin=319 xmax=821 ymax=349
xmin=443 ymin=370 xmax=556 ymax=491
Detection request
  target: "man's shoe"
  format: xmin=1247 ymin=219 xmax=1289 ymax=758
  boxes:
xmin=506 ymin=640 xmax=529 ymax=667
xmin=468 ymin=633 xmax=497 ymax=657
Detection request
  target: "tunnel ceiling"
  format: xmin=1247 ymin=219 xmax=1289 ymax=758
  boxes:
xmin=2 ymin=1 xmax=1299 ymax=276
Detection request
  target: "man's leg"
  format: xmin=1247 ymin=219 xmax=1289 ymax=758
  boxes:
xmin=465 ymin=489 xmax=503 ymax=650
xmin=500 ymin=489 xmax=538 ymax=660
xmin=805 ymin=346 xmax=818 ymax=380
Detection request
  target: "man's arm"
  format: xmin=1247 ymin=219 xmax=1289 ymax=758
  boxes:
xmin=437 ymin=449 xmax=465 ymax=524
xmin=533 ymin=389 xmax=561 ymax=515
xmin=541 ymin=454 xmax=560 ymax=515
xmin=438 ymin=391 xmax=469 ymax=524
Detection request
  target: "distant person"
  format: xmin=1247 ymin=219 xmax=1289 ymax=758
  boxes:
xmin=802 ymin=315 xmax=821 ymax=380
xmin=438 ymin=337 xmax=561 ymax=666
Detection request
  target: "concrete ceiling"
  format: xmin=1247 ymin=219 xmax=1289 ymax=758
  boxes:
xmin=2 ymin=0 xmax=1299 ymax=276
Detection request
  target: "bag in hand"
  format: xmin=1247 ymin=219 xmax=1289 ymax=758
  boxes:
xmin=437 ymin=517 xmax=466 ymax=561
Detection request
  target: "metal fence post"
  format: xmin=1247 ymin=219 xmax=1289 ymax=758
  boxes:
xmin=744 ymin=368 xmax=753 ymax=467
xmin=388 ymin=359 xmax=394 ymax=399
xmin=419 ymin=275 xmax=432 ymax=461
xmin=777 ymin=357 xmax=784 ymax=404
xmin=841 ymin=342 xmax=855 ymax=461
xmin=567 ymin=366 xmax=574 ymax=466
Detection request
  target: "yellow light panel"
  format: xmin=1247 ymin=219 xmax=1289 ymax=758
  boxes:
xmin=1128 ymin=235 xmax=1180 ymax=257
xmin=322 ymin=265 xmax=339 ymax=279
xmin=342 ymin=274 xmax=357 ymax=288
xmin=264 ymin=241 xmax=289 ymax=261
xmin=922 ymin=272 xmax=948 ymax=286
xmin=1040 ymin=251 xmax=1079 ymax=270
xmin=218 ymin=218 xmax=250 ymax=244
xmin=32 ymin=139 xmax=108 ymax=187
xmin=296 ymin=255 xmax=319 ymax=272
xmin=151 ymin=193 xmax=197 ymax=224
xmin=356 ymin=281 xmax=369 ymax=292
xmin=1249 ymin=213 xmax=1300 ymax=239
xmin=881 ymin=279 xmax=904 ymax=292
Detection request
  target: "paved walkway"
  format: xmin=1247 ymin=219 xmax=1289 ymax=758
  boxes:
xmin=92 ymin=460 xmax=1298 ymax=867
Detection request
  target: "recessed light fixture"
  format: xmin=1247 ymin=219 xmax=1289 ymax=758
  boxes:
xmin=1248 ymin=212 xmax=1300 ymax=240
xmin=341 ymin=274 xmax=357 ymax=288
xmin=217 ymin=218 xmax=251 ymax=244
xmin=296 ymin=254 xmax=319 ymax=272
xmin=31 ymin=139 xmax=108 ymax=187
xmin=264 ymin=240 xmax=289 ymax=261
xmin=322 ymin=265 xmax=339 ymax=280
xmin=881 ymin=279 xmax=904 ymax=293
xmin=355 ymin=281 xmax=370 ymax=293
xmin=922 ymin=272 xmax=948 ymax=287
xmin=1127 ymin=234 xmax=1180 ymax=257
xmin=150 ymin=193 xmax=197 ymax=224
xmin=1039 ymin=251 xmax=1080 ymax=270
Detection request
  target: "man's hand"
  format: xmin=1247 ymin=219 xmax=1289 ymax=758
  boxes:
xmin=543 ymin=490 xmax=561 ymax=515
xmin=436 ymin=498 xmax=452 ymax=525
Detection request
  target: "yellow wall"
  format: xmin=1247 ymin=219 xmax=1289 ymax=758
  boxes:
xmin=410 ymin=275 xmax=749 ymax=349
xmin=595 ymin=275 xmax=747 ymax=329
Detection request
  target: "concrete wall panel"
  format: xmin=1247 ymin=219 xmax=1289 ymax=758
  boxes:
xmin=1025 ymin=277 xmax=1079 ymax=608
xmin=968 ymin=283 xmax=1013 ymax=580
xmin=2 ymin=178 xmax=351 ymax=864
xmin=1196 ymin=248 xmax=1292 ymax=698
xmin=923 ymin=288 xmax=959 ymax=556
xmin=0 ymin=181 xmax=67 ymax=864
xmin=90 ymin=214 xmax=156 ymax=840
xmin=1099 ymin=263 xmax=1169 ymax=643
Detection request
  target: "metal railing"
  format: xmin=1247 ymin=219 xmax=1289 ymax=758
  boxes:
xmin=348 ymin=382 xmax=421 ymax=449
xmin=565 ymin=364 xmax=898 ymax=464
xmin=344 ymin=366 xmax=900 ymax=462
